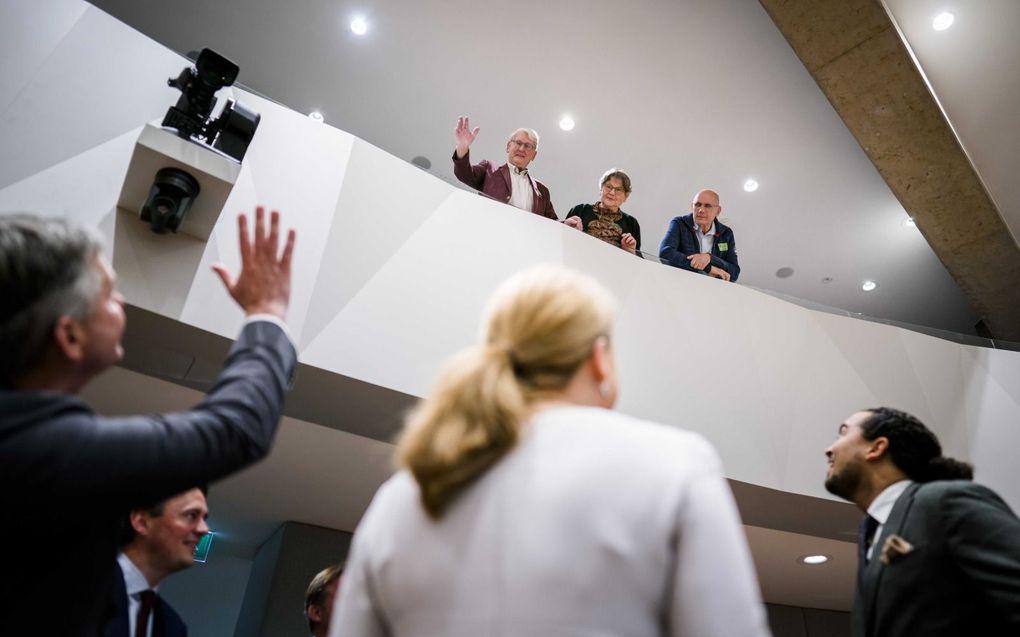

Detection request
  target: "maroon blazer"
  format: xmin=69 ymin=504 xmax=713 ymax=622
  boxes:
xmin=452 ymin=151 xmax=557 ymax=219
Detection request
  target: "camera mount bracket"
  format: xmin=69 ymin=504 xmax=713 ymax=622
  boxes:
xmin=118 ymin=123 xmax=241 ymax=240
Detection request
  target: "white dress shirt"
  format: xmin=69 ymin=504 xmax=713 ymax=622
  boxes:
xmin=331 ymin=405 xmax=770 ymax=637
xmin=507 ymin=164 xmax=535 ymax=212
xmin=865 ymin=479 xmax=913 ymax=560
xmin=117 ymin=552 xmax=158 ymax=637
xmin=694 ymin=221 xmax=716 ymax=254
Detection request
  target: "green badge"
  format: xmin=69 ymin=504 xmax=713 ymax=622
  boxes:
xmin=718 ymin=242 xmax=729 ymax=252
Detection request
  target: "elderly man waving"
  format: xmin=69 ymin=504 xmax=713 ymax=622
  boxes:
xmin=451 ymin=116 xmax=557 ymax=220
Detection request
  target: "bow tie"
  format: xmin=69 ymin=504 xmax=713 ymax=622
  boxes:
xmin=511 ymin=166 xmax=528 ymax=176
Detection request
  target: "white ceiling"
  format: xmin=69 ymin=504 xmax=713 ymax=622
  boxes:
xmin=86 ymin=0 xmax=989 ymax=335
xmin=883 ymin=0 xmax=1020 ymax=245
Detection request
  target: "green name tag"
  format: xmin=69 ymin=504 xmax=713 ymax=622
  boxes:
xmin=718 ymin=242 xmax=729 ymax=252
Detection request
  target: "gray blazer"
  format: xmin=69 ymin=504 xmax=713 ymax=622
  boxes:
xmin=854 ymin=481 xmax=1020 ymax=637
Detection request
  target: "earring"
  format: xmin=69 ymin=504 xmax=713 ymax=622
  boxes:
xmin=598 ymin=381 xmax=610 ymax=398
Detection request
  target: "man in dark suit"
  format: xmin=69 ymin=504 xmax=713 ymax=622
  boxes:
xmin=451 ymin=116 xmax=557 ymax=219
xmin=105 ymin=488 xmax=210 ymax=637
xmin=658 ymin=189 xmax=740 ymax=281
xmin=0 ymin=207 xmax=297 ymax=635
xmin=824 ymin=407 xmax=1020 ymax=637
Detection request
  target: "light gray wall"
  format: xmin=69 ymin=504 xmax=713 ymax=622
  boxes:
xmin=160 ymin=547 xmax=254 ymax=637
xmin=156 ymin=523 xmax=351 ymax=637
xmin=234 ymin=522 xmax=352 ymax=637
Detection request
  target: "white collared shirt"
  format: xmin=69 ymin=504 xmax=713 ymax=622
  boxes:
xmin=693 ymin=221 xmax=716 ymax=253
xmin=118 ymin=552 xmax=159 ymax=637
xmin=507 ymin=164 xmax=534 ymax=212
xmin=865 ymin=479 xmax=913 ymax=559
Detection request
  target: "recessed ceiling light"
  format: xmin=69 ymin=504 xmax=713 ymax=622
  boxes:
xmin=743 ymin=178 xmax=759 ymax=192
xmin=559 ymin=115 xmax=575 ymax=131
xmin=308 ymin=111 xmax=324 ymax=123
xmin=821 ymin=276 xmax=833 ymax=284
xmin=932 ymin=12 xmax=954 ymax=31
xmin=800 ymin=555 xmax=829 ymax=565
xmin=903 ymin=217 xmax=916 ymax=227
xmin=350 ymin=17 xmax=368 ymax=35
xmin=862 ymin=280 xmax=877 ymax=291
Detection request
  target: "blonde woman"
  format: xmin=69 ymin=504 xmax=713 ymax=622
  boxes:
xmin=331 ymin=266 xmax=770 ymax=637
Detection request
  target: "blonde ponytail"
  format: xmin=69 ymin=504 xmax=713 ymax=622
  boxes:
xmin=396 ymin=266 xmax=614 ymax=519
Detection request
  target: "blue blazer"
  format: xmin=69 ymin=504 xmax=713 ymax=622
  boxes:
xmin=658 ymin=214 xmax=740 ymax=281
xmin=104 ymin=562 xmax=188 ymax=637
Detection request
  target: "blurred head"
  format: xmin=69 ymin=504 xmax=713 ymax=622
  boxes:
xmin=825 ymin=408 xmax=972 ymax=504
xmin=0 ymin=215 xmax=123 ymax=389
xmin=505 ymin=128 xmax=539 ymax=169
xmin=482 ymin=265 xmax=618 ymax=406
xmin=398 ymin=266 xmax=617 ymax=518
xmin=599 ymin=169 xmax=631 ymax=212
xmin=305 ymin=564 xmax=344 ymax=637
xmin=690 ymin=189 xmax=721 ymax=231
xmin=122 ymin=487 xmax=209 ymax=585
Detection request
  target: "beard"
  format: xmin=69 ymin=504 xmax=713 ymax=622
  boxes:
xmin=824 ymin=460 xmax=862 ymax=502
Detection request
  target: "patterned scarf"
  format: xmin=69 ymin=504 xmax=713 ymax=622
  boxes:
xmin=586 ymin=202 xmax=624 ymax=247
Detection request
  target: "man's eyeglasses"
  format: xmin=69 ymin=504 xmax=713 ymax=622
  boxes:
xmin=692 ymin=202 xmax=718 ymax=209
xmin=509 ymin=139 xmax=536 ymax=151
xmin=602 ymin=184 xmax=626 ymax=194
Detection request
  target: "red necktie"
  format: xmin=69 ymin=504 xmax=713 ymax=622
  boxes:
xmin=136 ymin=590 xmax=156 ymax=637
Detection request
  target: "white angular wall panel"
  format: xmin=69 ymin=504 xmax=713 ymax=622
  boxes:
xmin=175 ymin=90 xmax=357 ymax=344
xmin=779 ymin=314 xmax=893 ymax=495
xmin=0 ymin=5 xmax=183 ymax=188
xmin=814 ymin=315 xmax=943 ymax=421
xmin=113 ymin=210 xmax=209 ymax=317
xmin=301 ymin=191 xmax=567 ymax=395
xmin=300 ymin=136 xmax=448 ymax=351
xmin=0 ymin=0 xmax=87 ymax=115
xmin=612 ymin=266 xmax=791 ymax=489
xmin=960 ymin=349 xmax=1020 ymax=500
xmin=898 ymin=331 xmax=975 ymax=458
xmin=0 ymin=125 xmax=135 ymax=225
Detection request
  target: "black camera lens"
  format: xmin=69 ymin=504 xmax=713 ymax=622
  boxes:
xmin=139 ymin=168 xmax=201 ymax=234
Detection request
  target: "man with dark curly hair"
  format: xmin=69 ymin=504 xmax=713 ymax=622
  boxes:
xmin=824 ymin=407 xmax=1020 ymax=637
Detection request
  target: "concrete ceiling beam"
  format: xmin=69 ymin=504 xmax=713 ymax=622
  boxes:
xmin=758 ymin=0 xmax=1020 ymax=341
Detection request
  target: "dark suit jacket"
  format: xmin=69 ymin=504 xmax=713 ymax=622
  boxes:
xmin=854 ymin=481 xmax=1020 ymax=637
xmin=452 ymin=151 xmax=557 ymax=219
xmin=658 ymin=213 xmax=740 ymax=281
xmin=0 ymin=320 xmax=296 ymax=636
xmin=104 ymin=562 xmax=187 ymax=637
